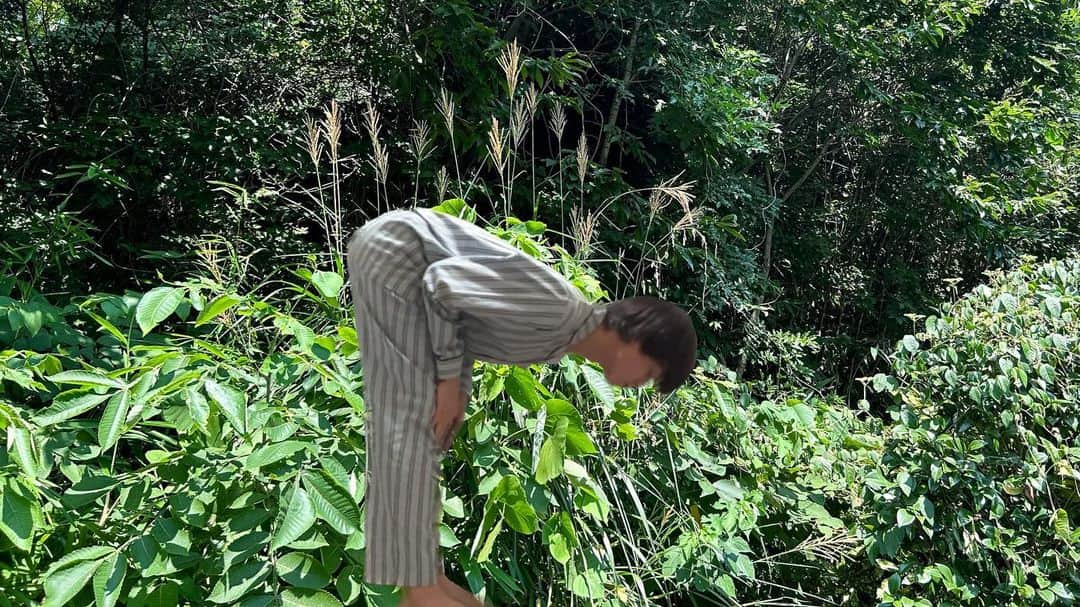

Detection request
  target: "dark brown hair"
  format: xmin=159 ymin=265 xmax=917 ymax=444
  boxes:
xmin=603 ymin=296 xmax=698 ymax=393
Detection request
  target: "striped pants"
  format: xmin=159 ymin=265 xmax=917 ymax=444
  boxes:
xmin=346 ymin=215 xmax=445 ymax=587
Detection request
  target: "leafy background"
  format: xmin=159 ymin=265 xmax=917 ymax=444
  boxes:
xmin=1 ymin=1 xmax=1077 ymax=606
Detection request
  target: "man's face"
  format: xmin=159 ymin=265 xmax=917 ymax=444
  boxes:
xmin=604 ymin=339 xmax=662 ymax=388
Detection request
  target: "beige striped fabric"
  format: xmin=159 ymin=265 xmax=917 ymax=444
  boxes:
xmin=346 ymin=208 xmax=606 ymax=586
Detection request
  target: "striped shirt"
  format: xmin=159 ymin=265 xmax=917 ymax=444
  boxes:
xmin=351 ymin=208 xmax=608 ymax=391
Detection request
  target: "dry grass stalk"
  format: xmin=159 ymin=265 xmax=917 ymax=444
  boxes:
xmin=436 ymin=166 xmax=449 ymax=202
xmin=570 ymin=206 xmax=597 ymax=259
xmin=512 ymin=97 xmax=529 ymax=147
xmin=497 ymin=39 xmax=522 ymax=98
xmin=550 ymin=102 xmax=567 ymax=144
xmin=525 ymin=83 xmax=539 ymax=119
xmin=409 ymin=119 xmax=433 ymax=164
xmin=304 ymin=115 xmax=323 ymax=166
xmin=436 ymin=87 xmax=455 ymax=132
xmin=655 ymin=173 xmax=696 ymax=214
xmin=321 ymin=99 xmax=342 ymax=163
xmin=576 ymin=133 xmax=589 ymax=186
xmin=487 ymin=117 xmax=506 ymax=178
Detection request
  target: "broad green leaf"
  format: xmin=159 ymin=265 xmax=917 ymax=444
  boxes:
xmin=335 ymin=565 xmax=365 ymax=605
xmin=570 ymin=568 xmax=604 ymax=599
xmin=195 ymin=293 xmax=243 ymax=326
xmin=713 ymin=479 xmax=744 ymax=502
xmin=9 ymin=426 xmax=40 ymax=478
xmin=245 ymin=441 xmax=311 ymax=470
xmin=902 ymin=335 xmax=919 ymax=352
xmin=275 ymin=552 xmax=331 ymax=589
xmin=581 ymin=366 xmax=615 ymax=409
xmin=271 ymin=488 xmax=316 ymax=551
xmin=207 ymin=561 xmax=271 ymax=604
xmin=128 ymin=581 xmax=179 ymax=607
xmin=1053 ymin=509 xmax=1072 ymax=542
xmin=46 ymin=370 xmax=125 ymax=389
xmin=0 ymin=479 xmax=36 ymax=552
xmin=1044 ymin=296 xmax=1061 ymax=318
xmin=41 ymin=557 xmax=106 ymax=607
xmin=504 ymin=368 xmax=545 ymax=412
xmin=476 ymin=517 xmax=503 ymax=563
xmin=151 ymin=517 xmax=192 ymax=556
xmin=917 ymin=495 xmax=935 ymax=526
xmin=897 ymin=508 xmax=916 ymax=528
xmin=98 ymin=390 xmax=131 ymax=450
xmin=719 ymin=574 xmax=737 ymax=599
xmin=136 ymin=287 xmax=185 ymax=335
xmin=491 ymin=476 xmax=538 ymax=534
xmin=43 ymin=545 xmax=114 ymax=578
xmin=186 ymin=387 xmax=210 ymax=430
xmin=542 ymin=512 xmax=577 ymax=565
xmin=33 ymin=389 xmax=112 ymax=426
xmin=62 ymin=475 xmax=120 ymax=508
xmin=83 ymin=309 xmax=129 ymax=346
xmin=311 ymin=271 xmax=344 ymax=300
xmin=93 ymin=551 xmax=126 ymax=607
xmin=280 ymin=588 xmax=344 ymax=607
xmin=303 ymin=471 xmax=362 ymax=534
xmin=535 ymin=417 xmax=568 ymax=484
xmin=573 ymin=484 xmax=610 ymax=523
xmin=205 ymin=378 xmax=247 ymax=434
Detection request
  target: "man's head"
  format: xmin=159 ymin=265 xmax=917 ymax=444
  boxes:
xmin=600 ymin=296 xmax=697 ymax=393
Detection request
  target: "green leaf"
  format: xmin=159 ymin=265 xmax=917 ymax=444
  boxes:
xmin=570 ymin=568 xmax=604 ymax=599
xmin=719 ymin=574 xmax=737 ymax=599
xmin=275 ymin=552 xmax=331 ymax=589
xmin=303 ymin=471 xmax=362 ymax=534
xmin=195 ymin=294 xmax=243 ymax=326
xmin=207 ymin=561 xmax=271 ymax=604
xmin=581 ymin=366 xmax=615 ymax=409
xmin=713 ymin=479 xmax=744 ymax=502
xmin=311 ymin=271 xmax=344 ymax=300
xmin=535 ymin=417 xmax=568 ymax=485
xmin=92 ymin=552 xmax=126 ymax=607
xmin=0 ymin=479 xmax=36 ymax=552
xmin=280 ymin=588 xmax=344 ymax=607
xmin=335 ymin=565 xmax=365 ymax=606
xmin=186 ymin=387 xmax=210 ymax=430
xmin=205 ymin=379 xmax=247 ymax=435
xmin=897 ymin=508 xmax=916 ymax=528
xmin=271 ymin=488 xmax=317 ymax=551
xmin=902 ymin=335 xmax=919 ymax=352
xmin=504 ymin=368 xmax=545 ymax=412
xmin=491 ymin=476 xmax=538 ymax=534
xmin=1044 ymin=296 xmax=1061 ymax=318
xmin=46 ymin=370 xmax=125 ymax=389
xmin=476 ymin=518 xmax=503 ymax=563
xmin=136 ymin=287 xmax=185 ymax=335
xmin=42 ymin=557 xmax=106 ymax=607
xmin=62 ymin=475 xmax=120 ymax=508
xmin=9 ymin=426 xmax=40 ymax=479
xmin=98 ymin=390 xmax=131 ymax=450
xmin=245 ymin=441 xmax=311 ymax=470
xmin=917 ymin=495 xmax=935 ymax=526
xmin=34 ymin=390 xmax=112 ymax=426
xmin=1053 ymin=509 xmax=1072 ymax=543
xmin=542 ymin=512 xmax=577 ymax=565
xmin=83 ymin=309 xmax=129 ymax=346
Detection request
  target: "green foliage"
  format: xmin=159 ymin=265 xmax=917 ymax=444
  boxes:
xmin=866 ymin=257 xmax=1080 ymax=605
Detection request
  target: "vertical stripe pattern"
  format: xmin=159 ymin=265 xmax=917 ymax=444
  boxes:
xmin=346 ymin=208 xmax=607 ymax=588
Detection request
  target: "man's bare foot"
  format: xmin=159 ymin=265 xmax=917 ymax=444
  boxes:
xmin=400 ymin=583 xmax=464 ymax=607
xmin=437 ymin=573 xmax=484 ymax=607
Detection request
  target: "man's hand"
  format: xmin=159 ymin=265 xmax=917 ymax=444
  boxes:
xmin=432 ymin=378 xmax=466 ymax=451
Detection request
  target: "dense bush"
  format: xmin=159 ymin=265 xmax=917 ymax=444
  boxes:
xmin=866 ymin=257 xmax=1079 ymax=606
